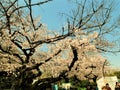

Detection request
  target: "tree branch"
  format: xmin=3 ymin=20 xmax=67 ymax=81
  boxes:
xmin=9 ymin=0 xmax=52 ymax=17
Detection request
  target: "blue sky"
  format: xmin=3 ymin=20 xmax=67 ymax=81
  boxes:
xmin=32 ymin=0 xmax=75 ymax=30
xmin=31 ymin=0 xmax=120 ymax=67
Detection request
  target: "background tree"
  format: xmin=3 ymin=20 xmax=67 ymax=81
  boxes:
xmin=0 ymin=0 xmax=119 ymax=89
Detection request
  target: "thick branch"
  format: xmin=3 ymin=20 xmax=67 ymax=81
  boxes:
xmin=32 ymin=32 xmax=73 ymax=48
xmin=68 ymin=46 xmax=78 ymax=71
xmin=0 ymin=45 xmax=24 ymax=63
xmin=20 ymin=49 xmax=62 ymax=72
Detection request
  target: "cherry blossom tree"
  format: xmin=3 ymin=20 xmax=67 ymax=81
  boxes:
xmin=0 ymin=0 xmax=119 ymax=89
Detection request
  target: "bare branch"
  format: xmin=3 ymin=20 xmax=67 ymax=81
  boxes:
xmin=96 ymin=47 xmax=120 ymax=53
xmin=9 ymin=0 xmax=53 ymax=17
xmin=6 ymin=0 xmax=18 ymax=11
xmin=28 ymin=0 xmax=36 ymax=30
xmin=78 ymin=0 xmax=86 ymax=28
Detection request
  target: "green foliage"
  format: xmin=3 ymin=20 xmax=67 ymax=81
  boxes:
xmin=113 ymin=71 xmax=120 ymax=79
xmin=0 ymin=76 xmax=12 ymax=89
xmin=68 ymin=77 xmax=89 ymax=88
xmin=107 ymin=71 xmax=120 ymax=79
